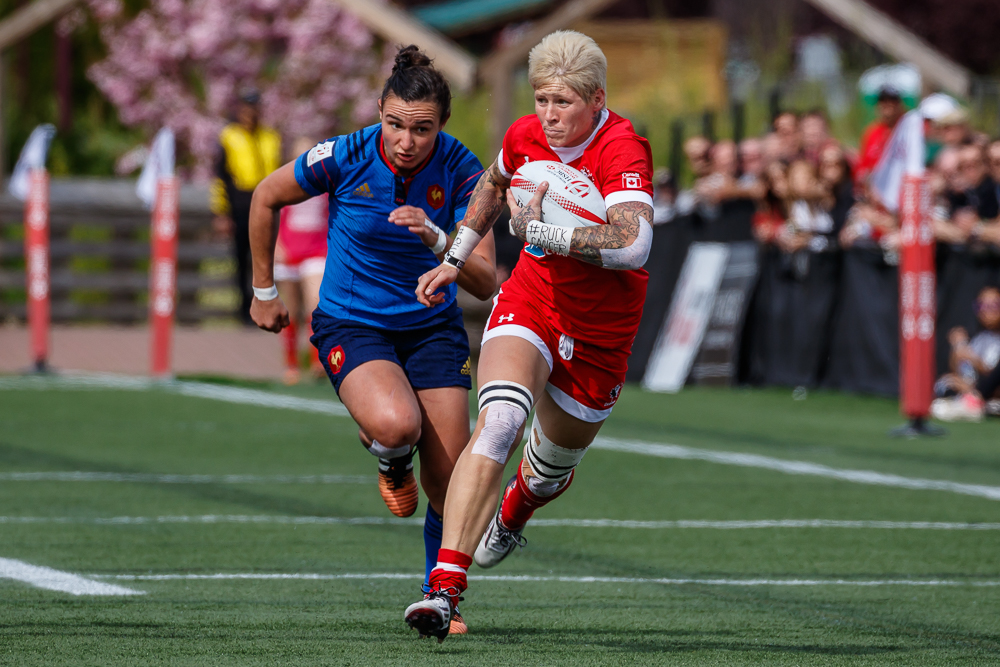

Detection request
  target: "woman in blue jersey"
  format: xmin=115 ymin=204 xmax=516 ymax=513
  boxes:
xmin=246 ymin=46 xmax=496 ymax=635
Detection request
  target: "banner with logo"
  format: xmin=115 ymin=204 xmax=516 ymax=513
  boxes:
xmin=642 ymin=243 xmax=730 ymax=392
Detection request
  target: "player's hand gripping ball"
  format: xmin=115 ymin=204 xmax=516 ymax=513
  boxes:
xmin=509 ymin=161 xmax=607 ymax=228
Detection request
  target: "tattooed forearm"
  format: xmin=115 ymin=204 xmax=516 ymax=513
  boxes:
xmin=461 ymin=160 xmax=510 ymax=235
xmin=569 ymin=201 xmax=653 ymax=267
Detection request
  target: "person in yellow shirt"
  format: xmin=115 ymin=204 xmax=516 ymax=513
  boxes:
xmin=211 ymin=89 xmax=282 ymax=323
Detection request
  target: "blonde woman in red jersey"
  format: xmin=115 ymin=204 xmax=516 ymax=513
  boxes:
xmin=404 ymin=30 xmax=655 ymax=640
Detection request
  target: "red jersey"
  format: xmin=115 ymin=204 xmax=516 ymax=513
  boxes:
xmin=498 ymin=110 xmax=653 ymax=348
xmin=278 ymin=193 xmax=328 ymax=264
xmin=855 ymin=122 xmax=893 ymax=184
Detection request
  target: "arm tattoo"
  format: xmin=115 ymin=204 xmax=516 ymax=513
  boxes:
xmin=569 ymin=201 xmax=653 ymax=267
xmin=461 ymin=160 xmax=510 ymax=235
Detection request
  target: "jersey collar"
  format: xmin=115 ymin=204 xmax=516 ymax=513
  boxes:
xmin=550 ymin=109 xmax=610 ymax=163
xmin=377 ymin=130 xmax=440 ymax=182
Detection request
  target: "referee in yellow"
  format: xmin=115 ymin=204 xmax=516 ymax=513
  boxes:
xmin=211 ymin=88 xmax=282 ymax=324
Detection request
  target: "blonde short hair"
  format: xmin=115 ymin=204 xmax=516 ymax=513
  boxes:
xmin=528 ymin=30 xmax=606 ymax=104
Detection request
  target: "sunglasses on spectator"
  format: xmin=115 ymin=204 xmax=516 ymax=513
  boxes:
xmin=977 ymin=300 xmax=1000 ymax=312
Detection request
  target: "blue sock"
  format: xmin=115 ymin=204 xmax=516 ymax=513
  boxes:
xmin=423 ymin=505 xmax=443 ymax=593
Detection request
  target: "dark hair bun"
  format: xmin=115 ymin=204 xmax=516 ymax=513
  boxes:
xmin=393 ymin=45 xmax=432 ymax=73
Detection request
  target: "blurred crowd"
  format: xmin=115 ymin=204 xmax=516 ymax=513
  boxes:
xmin=653 ymin=89 xmax=1000 ymax=258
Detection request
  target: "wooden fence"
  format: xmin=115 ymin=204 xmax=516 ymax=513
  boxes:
xmin=0 ymin=178 xmax=236 ymax=324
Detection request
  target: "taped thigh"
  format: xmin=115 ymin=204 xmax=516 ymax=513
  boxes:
xmin=470 ymin=381 xmax=533 ymax=465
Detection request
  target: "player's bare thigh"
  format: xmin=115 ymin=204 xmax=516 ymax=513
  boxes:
xmin=477 ymin=335 xmax=604 ymax=450
xmin=414 ymin=385 xmax=470 ymax=511
xmin=338 ymin=359 xmax=422 ymax=450
xmin=300 ymin=272 xmax=323 ymax=316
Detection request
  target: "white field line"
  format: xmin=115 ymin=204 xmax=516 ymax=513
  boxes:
xmin=591 ymin=437 xmax=1000 ymax=502
xmin=3 ymin=515 xmax=1000 ymax=531
xmin=0 ymin=557 xmax=143 ymax=596
xmin=5 ymin=372 xmax=1000 ymax=502
xmin=92 ymin=571 xmax=1000 ymax=588
xmin=0 ymin=472 xmax=372 ymax=484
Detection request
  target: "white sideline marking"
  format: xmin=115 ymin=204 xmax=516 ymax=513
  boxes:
xmin=0 ymin=557 xmax=143 ymax=596
xmin=3 ymin=515 xmax=1000 ymax=531
xmin=0 ymin=472 xmax=372 ymax=484
xmin=591 ymin=437 xmax=1000 ymax=502
xmin=4 ymin=373 xmax=1000 ymax=502
xmin=93 ymin=571 xmax=1000 ymax=588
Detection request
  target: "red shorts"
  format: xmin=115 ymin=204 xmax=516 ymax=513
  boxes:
xmin=482 ymin=283 xmax=630 ymax=423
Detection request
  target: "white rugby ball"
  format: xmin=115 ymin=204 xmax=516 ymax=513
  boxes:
xmin=509 ymin=161 xmax=606 ymax=228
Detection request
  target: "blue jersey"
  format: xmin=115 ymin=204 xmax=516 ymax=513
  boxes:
xmin=294 ymin=125 xmax=483 ymax=329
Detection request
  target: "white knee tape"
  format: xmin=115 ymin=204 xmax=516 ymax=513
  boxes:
xmin=523 ymin=415 xmax=588 ymax=487
xmin=366 ymin=440 xmax=412 ymax=460
xmin=471 ymin=381 xmax=533 ymax=465
xmin=471 ymin=403 xmax=527 ymax=465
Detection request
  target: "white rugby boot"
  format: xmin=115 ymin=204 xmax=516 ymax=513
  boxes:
xmin=475 ymin=477 xmax=527 ymax=569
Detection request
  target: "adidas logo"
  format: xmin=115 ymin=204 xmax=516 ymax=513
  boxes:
xmin=460 ymin=357 xmax=472 ymax=376
xmin=353 ymin=183 xmax=373 ymax=198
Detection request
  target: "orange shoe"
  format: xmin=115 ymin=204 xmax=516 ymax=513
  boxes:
xmin=449 ymin=608 xmax=468 ymax=635
xmin=377 ymin=452 xmax=419 ymax=518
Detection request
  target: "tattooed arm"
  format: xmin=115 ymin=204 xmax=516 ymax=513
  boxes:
xmin=459 ymin=159 xmax=511 ymax=235
xmin=508 ymin=195 xmax=654 ymax=270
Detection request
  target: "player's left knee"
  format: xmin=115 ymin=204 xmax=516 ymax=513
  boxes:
xmin=521 ymin=415 xmax=589 ymax=497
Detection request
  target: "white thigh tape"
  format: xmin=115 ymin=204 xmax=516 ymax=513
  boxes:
xmin=523 ymin=415 xmax=588 ymax=483
xmin=477 ymin=380 xmax=533 ymax=417
xmin=471 ymin=402 xmax=527 ymax=465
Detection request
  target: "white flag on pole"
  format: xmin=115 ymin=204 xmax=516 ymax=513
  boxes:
xmin=9 ymin=124 xmax=56 ymax=202
xmin=136 ymin=128 xmax=175 ymax=209
xmin=869 ymin=109 xmax=924 ymax=213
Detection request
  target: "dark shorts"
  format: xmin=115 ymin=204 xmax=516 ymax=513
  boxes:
xmin=310 ymin=305 xmax=473 ymax=395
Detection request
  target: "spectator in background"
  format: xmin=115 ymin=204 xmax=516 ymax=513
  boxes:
xmin=651 ymin=168 xmax=677 ymax=225
xmin=778 ymin=159 xmax=835 ymax=253
xmin=772 ymin=111 xmax=801 ymax=162
xmin=946 ymin=144 xmax=999 ymax=246
xmin=210 ymin=89 xmax=282 ymax=324
xmin=752 ymin=162 xmax=789 ymax=245
xmin=855 ymin=87 xmax=905 ymax=185
xmin=800 ymin=109 xmax=830 ymax=165
xmin=818 ymin=143 xmax=855 ymax=232
xmin=676 ymin=135 xmax=712 ymax=215
xmin=694 ymin=139 xmax=737 ymax=218
xmin=932 ymin=286 xmax=1000 ymax=421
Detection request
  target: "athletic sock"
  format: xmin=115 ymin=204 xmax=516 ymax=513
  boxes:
xmin=282 ymin=319 xmax=299 ymax=369
xmin=428 ymin=548 xmax=471 ymax=603
xmin=500 ymin=467 xmax=576 ymax=531
xmin=422 ymin=505 xmax=443 ymax=593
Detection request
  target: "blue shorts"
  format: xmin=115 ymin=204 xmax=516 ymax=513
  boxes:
xmin=310 ymin=304 xmax=473 ymax=395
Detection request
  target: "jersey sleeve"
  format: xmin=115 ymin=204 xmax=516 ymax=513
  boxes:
xmin=597 ymin=137 xmax=654 ymax=209
xmin=294 ymin=138 xmax=340 ymax=196
xmin=451 ymin=151 xmax=484 ymax=224
xmin=497 ymin=117 xmax=532 ymax=179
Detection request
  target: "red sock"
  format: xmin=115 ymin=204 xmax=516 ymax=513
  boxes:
xmin=500 ymin=467 xmax=575 ymax=531
xmin=282 ymin=320 xmax=298 ymax=369
xmin=428 ymin=548 xmax=472 ymax=603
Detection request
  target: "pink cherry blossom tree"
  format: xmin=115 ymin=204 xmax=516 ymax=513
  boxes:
xmin=75 ymin=0 xmax=382 ymax=179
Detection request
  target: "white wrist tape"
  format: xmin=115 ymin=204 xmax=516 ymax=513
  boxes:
xmin=253 ymin=285 xmax=279 ymax=301
xmin=443 ymin=225 xmax=483 ymax=270
xmin=424 ymin=218 xmax=448 ymax=254
xmin=525 ymin=220 xmax=572 ymax=256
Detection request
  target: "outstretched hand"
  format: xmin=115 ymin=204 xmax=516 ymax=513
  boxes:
xmin=415 ymin=263 xmax=459 ymax=308
xmin=250 ymin=296 xmax=290 ymax=333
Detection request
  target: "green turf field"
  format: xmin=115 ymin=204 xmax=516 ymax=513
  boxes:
xmin=2 ymin=374 xmax=1000 ymax=665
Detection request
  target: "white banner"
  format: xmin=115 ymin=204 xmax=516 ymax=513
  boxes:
xmin=136 ymin=128 xmax=175 ymax=209
xmin=642 ymin=243 xmax=730 ymax=393
xmin=869 ymin=109 xmax=925 ymax=213
xmin=9 ymin=125 xmax=55 ymax=202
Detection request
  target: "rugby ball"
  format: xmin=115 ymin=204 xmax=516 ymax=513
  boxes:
xmin=509 ymin=161 xmax=606 ymax=227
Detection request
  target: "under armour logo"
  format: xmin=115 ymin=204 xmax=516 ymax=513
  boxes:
xmin=498 ymin=313 xmax=515 ymax=323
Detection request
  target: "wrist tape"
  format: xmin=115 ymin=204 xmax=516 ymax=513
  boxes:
xmin=525 ymin=220 xmax=572 ymax=256
xmin=442 ymin=225 xmax=483 ymax=270
xmin=253 ymin=285 xmax=279 ymax=301
xmin=424 ymin=218 xmax=448 ymax=254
